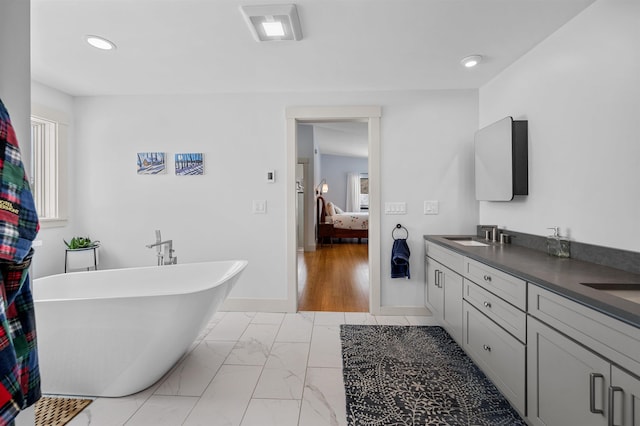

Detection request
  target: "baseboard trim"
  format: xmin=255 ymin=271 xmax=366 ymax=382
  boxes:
xmin=222 ymin=299 xmax=431 ymax=316
xmin=378 ymin=306 xmax=431 ymax=316
xmin=221 ymin=298 xmax=292 ymax=313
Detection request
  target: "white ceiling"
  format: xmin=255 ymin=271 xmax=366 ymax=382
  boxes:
xmin=31 ymin=0 xmax=596 ymax=97
xmin=307 ymin=122 xmax=369 ymax=158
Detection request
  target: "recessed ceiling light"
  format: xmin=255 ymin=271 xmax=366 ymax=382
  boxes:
xmin=240 ymin=4 xmax=302 ymax=42
xmin=461 ymin=55 xmax=482 ymax=68
xmin=262 ymin=21 xmax=285 ymax=37
xmin=86 ymin=35 xmax=116 ymax=51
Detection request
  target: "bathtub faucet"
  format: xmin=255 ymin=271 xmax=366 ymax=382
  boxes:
xmin=146 ymin=230 xmax=177 ymax=266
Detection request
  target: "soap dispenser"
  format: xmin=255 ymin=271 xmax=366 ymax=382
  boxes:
xmin=546 ymin=227 xmax=570 ymax=258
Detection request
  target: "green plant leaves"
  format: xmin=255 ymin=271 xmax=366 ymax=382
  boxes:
xmin=64 ymin=236 xmax=99 ymax=250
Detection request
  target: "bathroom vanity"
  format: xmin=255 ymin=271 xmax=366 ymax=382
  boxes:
xmin=424 ymin=235 xmax=640 ymax=425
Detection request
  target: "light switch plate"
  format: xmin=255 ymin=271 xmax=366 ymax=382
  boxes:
xmin=424 ymin=200 xmax=439 ymax=215
xmin=384 ymin=202 xmax=407 ymax=215
xmin=252 ymin=200 xmax=267 ymax=214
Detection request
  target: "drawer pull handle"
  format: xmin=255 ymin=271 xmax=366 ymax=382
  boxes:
xmin=483 ymin=301 xmax=492 ymax=308
xmin=483 ymin=275 xmax=492 ymax=282
xmin=482 ymin=344 xmax=491 ymax=352
xmin=589 ymin=373 xmax=605 ymax=414
xmin=608 ymin=386 xmax=624 ymax=426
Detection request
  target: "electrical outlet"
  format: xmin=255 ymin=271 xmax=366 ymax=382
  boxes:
xmin=424 ymin=200 xmax=439 ymax=215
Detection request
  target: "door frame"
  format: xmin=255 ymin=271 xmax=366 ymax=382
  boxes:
xmin=296 ymin=158 xmax=315 ymax=252
xmin=286 ymin=106 xmax=382 ymax=313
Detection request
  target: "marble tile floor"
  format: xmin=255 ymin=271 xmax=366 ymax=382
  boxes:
xmin=65 ymin=311 xmax=437 ymax=426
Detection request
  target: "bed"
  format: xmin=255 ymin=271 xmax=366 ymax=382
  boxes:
xmin=316 ymin=195 xmax=368 ymax=242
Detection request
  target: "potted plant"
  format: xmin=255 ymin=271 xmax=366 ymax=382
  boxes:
xmin=64 ymin=236 xmax=100 ymax=272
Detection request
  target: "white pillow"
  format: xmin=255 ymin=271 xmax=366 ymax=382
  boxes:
xmin=334 ymin=205 xmax=344 ymax=214
xmin=326 ymin=202 xmax=336 ymax=216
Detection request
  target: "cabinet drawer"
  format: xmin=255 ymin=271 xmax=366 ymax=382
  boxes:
xmin=464 ymin=258 xmax=526 ymax=310
xmin=463 ymin=301 xmax=526 ymax=416
xmin=528 ymin=284 xmax=640 ymax=377
xmin=464 ymin=279 xmax=526 ymax=343
xmin=425 ymin=241 xmax=464 ymax=275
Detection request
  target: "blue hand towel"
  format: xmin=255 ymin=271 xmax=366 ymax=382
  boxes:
xmin=391 ymin=239 xmax=410 ymax=279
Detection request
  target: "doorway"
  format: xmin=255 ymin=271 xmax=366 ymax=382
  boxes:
xmin=297 ymin=122 xmax=369 ymax=312
xmin=285 ymin=106 xmax=382 ymax=314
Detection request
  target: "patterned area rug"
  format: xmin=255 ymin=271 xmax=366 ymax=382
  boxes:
xmin=35 ymin=397 xmax=92 ymax=426
xmin=340 ymin=325 xmax=526 ymax=426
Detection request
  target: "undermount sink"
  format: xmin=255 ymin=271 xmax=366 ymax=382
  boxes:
xmin=580 ymin=283 xmax=640 ymax=304
xmin=444 ymin=237 xmax=490 ymax=247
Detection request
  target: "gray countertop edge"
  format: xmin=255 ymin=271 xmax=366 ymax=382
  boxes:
xmin=424 ymin=235 xmax=640 ymax=329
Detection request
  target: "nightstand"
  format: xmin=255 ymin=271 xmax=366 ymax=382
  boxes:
xmin=318 ymin=223 xmax=333 ymax=247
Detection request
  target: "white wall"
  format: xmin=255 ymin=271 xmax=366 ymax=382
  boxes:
xmin=320 ymin=154 xmax=368 ymax=210
xmin=479 ymin=0 xmax=640 ymax=252
xmin=378 ymin=90 xmax=478 ymax=307
xmin=72 ymin=89 xmax=478 ymax=309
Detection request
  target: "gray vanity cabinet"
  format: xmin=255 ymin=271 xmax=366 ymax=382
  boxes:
xmin=528 ymin=284 xmax=640 ymax=426
xmin=463 ymin=300 xmax=526 ymax=415
xmin=425 ymin=258 xmax=444 ymax=319
xmin=528 ymin=320 xmax=640 ymax=426
xmin=425 ymin=240 xmax=525 ymax=414
xmin=464 ymin=257 xmax=526 ymax=310
xmin=424 ymin=236 xmax=640 ymax=426
xmin=527 ymin=317 xmax=609 ymax=426
xmin=462 ymin=259 xmax=527 ymax=416
xmin=425 ymin=258 xmax=463 ymax=345
xmin=611 ymin=366 xmax=640 ymax=426
xmin=425 ymin=242 xmax=464 ymax=345
xmin=528 ymin=318 xmax=640 ymax=426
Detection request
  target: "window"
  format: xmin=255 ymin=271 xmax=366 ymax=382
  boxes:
xmin=360 ymin=174 xmax=369 ymax=210
xmin=30 ymin=106 xmax=67 ymax=226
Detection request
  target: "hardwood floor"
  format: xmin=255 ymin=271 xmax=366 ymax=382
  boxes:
xmin=297 ymin=242 xmax=369 ymax=312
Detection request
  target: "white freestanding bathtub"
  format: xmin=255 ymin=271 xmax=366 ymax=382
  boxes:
xmin=33 ymin=260 xmax=247 ymax=397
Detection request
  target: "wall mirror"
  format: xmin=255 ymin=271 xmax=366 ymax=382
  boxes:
xmin=475 ymin=117 xmax=528 ymax=201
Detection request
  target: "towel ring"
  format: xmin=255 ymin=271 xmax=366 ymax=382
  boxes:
xmin=392 ymin=224 xmax=409 ymax=240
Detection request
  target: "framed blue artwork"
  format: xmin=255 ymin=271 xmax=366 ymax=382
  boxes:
xmin=175 ymin=153 xmax=204 ymax=176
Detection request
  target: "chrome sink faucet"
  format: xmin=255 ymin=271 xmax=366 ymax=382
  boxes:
xmin=480 ymin=225 xmax=499 ymax=242
xmin=146 ymin=230 xmax=178 ymax=265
